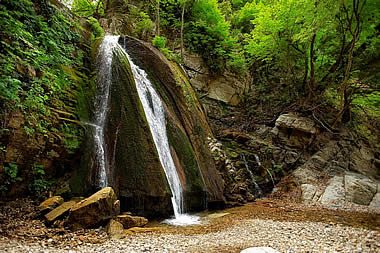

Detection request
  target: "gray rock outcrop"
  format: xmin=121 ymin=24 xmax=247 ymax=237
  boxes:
xmin=344 ymin=172 xmax=377 ymax=205
xmin=319 ymin=176 xmax=345 ymax=207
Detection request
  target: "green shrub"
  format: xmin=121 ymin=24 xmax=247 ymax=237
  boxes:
xmin=87 ymin=17 xmax=104 ymax=39
xmin=29 ymin=163 xmax=53 ymax=196
xmin=135 ymin=11 xmax=154 ymax=39
xmin=0 ymin=163 xmax=22 ymax=193
xmin=153 ymin=36 xmax=167 ymax=49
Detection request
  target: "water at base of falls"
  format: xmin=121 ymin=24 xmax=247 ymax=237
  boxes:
xmin=119 ymin=40 xmax=200 ymax=226
xmin=162 ymin=214 xmax=201 ymax=226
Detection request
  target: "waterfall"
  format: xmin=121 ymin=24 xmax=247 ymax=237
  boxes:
xmin=119 ymin=40 xmax=199 ymax=225
xmin=241 ymin=154 xmax=262 ymax=195
xmin=254 ymin=154 xmax=275 ymax=188
xmin=91 ymin=35 xmax=120 ymax=188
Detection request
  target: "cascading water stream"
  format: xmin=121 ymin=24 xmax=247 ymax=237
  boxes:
xmin=119 ymin=40 xmax=199 ymax=225
xmin=91 ymin=35 xmax=120 ymax=188
xmin=241 ymin=154 xmax=262 ymax=195
xmin=254 ymin=154 xmax=275 ymax=188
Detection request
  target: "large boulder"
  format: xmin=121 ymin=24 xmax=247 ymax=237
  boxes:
xmin=344 ymin=172 xmax=377 ymax=205
xmin=119 ymin=36 xmax=225 ymax=211
xmin=68 ymin=187 xmax=120 ymax=230
xmin=272 ymin=114 xmax=317 ymax=148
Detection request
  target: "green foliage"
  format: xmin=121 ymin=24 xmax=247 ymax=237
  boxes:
xmin=152 ymin=35 xmax=175 ymax=59
xmin=87 ymin=17 xmax=104 ymax=39
xmin=72 ymin=0 xmax=104 ymax=17
xmin=61 ymin=123 xmax=82 ymax=154
xmin=0 ymin=163 xmax=22 ymax=193
xmin=29 ymin=163 xmax=52 ymax=196
xmin=185 ymin=0 xmax=246 ymax=73
xmin=349 ymin=91 xmax=380 ymax=148
xmin=134 ymin=10 xmax=155 ymax=39
xmin=153 ymin=36 xmax=167 ymax=48
xmin=0 ymin=0 xmax=86 ymax=154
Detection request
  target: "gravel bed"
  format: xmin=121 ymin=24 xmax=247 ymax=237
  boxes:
xmin=1 ymin=218 xmax=378 ymax=253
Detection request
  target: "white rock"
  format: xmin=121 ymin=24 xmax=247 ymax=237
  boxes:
xmin=241 ymin=247 xmax=280 ymax=253
xmin=274 ymin=114 xmax=317 ymax=134
xmin=344 ymin=172 xmax=377 ymax=205
xmin=319 ymin=176 xmax=345 ymax=207
xmin=369 ymin=192 xmax=380 ymax=209
xmin=301 ymin=184 xmax=317 ymax=202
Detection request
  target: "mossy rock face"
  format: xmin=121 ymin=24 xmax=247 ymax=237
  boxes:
xmin=166 ymin=119 xmax=207 ymax=211
xmin=73 ymin=44 xmax=172 ymax=218
xmin=74 ymin=35 xmax=225 ymax=217
xmin=120 ymin=36 xmax=225 ymax=209
xmin=106 ymin=47 xmax=172 ymax=217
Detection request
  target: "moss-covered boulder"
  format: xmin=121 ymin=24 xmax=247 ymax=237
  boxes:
xmin=105 ymin=46 xmax=173 ymax=217
xmin=119 ymin=36 xmax=225 ymax=210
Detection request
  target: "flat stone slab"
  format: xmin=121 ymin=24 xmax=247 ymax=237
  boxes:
xmin=301 ymin=184 xmax=317 ymax=202
xmin=207 ymin=213 xmax=230 ymax=219
xmin=45 ymin=200 xmax=77 ymax=222
xmin=39 ymin=196 xmax=64 ymax=214
xmin=344 ymin=172 xmax=377 ymax=205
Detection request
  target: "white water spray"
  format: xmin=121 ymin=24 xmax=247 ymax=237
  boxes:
xmin=254 ymin=154 xmax=275 ymax=188
xmin=119 ymin=41 xmax=199 ymax=226
xmin=92 ymin=35 xmax=120 ymax=188
xmin=241 ymin=154 xmax=262 ymax=195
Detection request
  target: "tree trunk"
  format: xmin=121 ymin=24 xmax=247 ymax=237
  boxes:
xmin=302 ymin=46 xmax=308 ymax=87
xmin=180 ymin=1 xmax=185 ymax=62
xmin=308 ymin=33 xmax=316 ymax=101
xmin=156 ymin=0 xmax=160 ymax=36
xmin=332 ymin=0 xmax=363 ymax=127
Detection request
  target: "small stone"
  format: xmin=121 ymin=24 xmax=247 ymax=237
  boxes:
xmin=115 ymin=215 xmax=148 ymax=229
xmin=105 ymin=219 xmax=124 ymax=240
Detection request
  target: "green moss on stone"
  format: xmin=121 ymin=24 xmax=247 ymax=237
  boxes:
xmin=166 ymin=120 xmax=205 ymax=193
